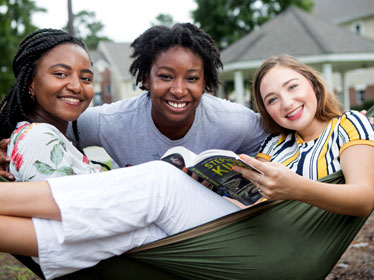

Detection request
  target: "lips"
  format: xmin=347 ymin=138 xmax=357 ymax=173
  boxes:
xmin=59 ymin=97 xmax=82 ymax=104
xmin=286 ymin=105 xmax=304 ymax=120
xmin=166 ymin=101 xmax=188 ymax=109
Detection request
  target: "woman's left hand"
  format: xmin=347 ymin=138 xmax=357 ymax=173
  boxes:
xmin=233 ymin=154 xmax=301 ymax=201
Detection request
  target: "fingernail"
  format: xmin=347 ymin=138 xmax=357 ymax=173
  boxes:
xmin=8 ymin=175 xmax=14 ymax=179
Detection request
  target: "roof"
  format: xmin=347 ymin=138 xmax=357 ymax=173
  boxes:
xmin=312 ymin=0 xmax=374 ymax=24
xmin=88 ymin=50 xmax=108 ymax=64
xmin=221 ymin=6 xmax=374 ymax=65
xmin=98 ymin=41 xmax=133 ymax=80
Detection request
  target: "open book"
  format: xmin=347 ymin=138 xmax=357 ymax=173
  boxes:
xmin=161 ymin=146 xmax=263 ymax=206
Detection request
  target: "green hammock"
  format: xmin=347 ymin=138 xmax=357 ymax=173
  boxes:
xmin=3 ymin=171 xmax=367 ymax=280
xmin=53 ymin=171 xmax=368 ymax=280
xmin=4 ymin=106 xmax=374 ymax=280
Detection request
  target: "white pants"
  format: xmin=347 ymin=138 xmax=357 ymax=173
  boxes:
xmin=33 ymin=161 xmax=240 ymax=279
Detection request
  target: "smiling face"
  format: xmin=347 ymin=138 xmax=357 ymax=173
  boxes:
xmin=260 ymin=65 xmax=328 ymax=141
xmin=29 ymin=43 xmax=93 ymax=132
xmin=145 ymin=45 xmax=205 ymax=140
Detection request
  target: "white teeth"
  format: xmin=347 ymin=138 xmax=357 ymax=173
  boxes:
xmin=60 ymin=97 xmax=80 ymax=103
xmin=287 ymin=106 xmax=302 ymax=117
xmin=168 ymin=101 xmax=187 ymax=108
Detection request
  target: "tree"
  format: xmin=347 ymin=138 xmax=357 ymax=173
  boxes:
xmin=151 ymin=13 xmax=175 ymax=27
xmin=0 ymin=0 xmax=45 ymax=98
xmin=192 ymin=0 xmax=314 ymax=49
xmin=65 ymin=10 xmax=111 ymax=50
xmin=67 ymin=0 xmax=74 ymax=35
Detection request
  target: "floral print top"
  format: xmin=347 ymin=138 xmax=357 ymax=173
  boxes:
xmin=7 ymin=122 xmax=100 ymax=182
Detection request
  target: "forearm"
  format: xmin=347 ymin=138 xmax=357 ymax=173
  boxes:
xmin=293 ymin=176 xmax=374 ymax=216
xmin=0 ymin=215 xmax=38 ymax=256
xmin=0 ymin=181 xmax=61 ymax=220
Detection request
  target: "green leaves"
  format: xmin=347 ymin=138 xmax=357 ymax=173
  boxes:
xmin=33 ymin=160 xmax=54 ymax=175
xmin=32 ymin=140 xmax=76 ymax=177
xmin=50 ymin=143 xmax=64 ymax=166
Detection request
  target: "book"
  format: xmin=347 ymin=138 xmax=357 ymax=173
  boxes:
xmin=161 ymin=146 xmax=263 ymax=206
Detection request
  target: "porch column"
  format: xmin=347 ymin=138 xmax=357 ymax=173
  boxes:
xmin=217 ymin=84 xmax=224 ymax=99
xmin=322 ymin=63 xmax=334 ymax=93
xmin=234 ymin=70 xmax=245 ymax=105
xmin=341 ymin=71 xmax=350 ymax=110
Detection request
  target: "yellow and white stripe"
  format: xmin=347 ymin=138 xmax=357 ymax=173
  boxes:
xmin=257 ymin=111 xmax=374 ymax=180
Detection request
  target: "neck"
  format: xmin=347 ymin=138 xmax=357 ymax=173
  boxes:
xmin=297 ymin=119 xmax=330 ymax=142
xmin=29 ymin=110 xmax=68 ymax=136
xmin=153 ymin=120 xmax=193 ymax=140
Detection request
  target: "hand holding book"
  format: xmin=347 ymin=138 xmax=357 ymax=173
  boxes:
xmin=161 ymin=146 xmax=263 ymax=206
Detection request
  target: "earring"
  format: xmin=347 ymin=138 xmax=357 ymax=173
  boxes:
xmin=29 ymin=91 xmax=35 ymax=101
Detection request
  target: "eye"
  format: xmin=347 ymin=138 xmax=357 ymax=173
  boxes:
xmin=81 ymin=76 xmax=93 ymax=83
xmin=158 ymin=74 xmax=172 ymax=81
xmin=54 ymin=72 xmax=68 ymax=78
xmin=289 ymin=84 xmax=298 ymax=90
xmin=267 ymin=97 xmax=277 ymax=105
xmin=187 ymin=76 xmax=199 ymax=82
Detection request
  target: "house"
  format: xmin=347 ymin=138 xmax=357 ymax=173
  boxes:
xmin=312 ymin=0 xmax=374 ymax=107
xmin=313 ymin=0 xmax=374 ymax=39
xmin=219 ymin=5 xmax=374 ymax=110
xmin=89 ymin=41 xmax=143 ymax=104
xmin=88 ymin=50 xmax=112 ymax=105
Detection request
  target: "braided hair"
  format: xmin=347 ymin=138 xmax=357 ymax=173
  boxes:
xmin=0 ymin=29 xmax=86 ymax=141
xmin=130 ymin=23 xmax=223 ymax=93
xmin=0 ymin=29 xmax=111 ymax=169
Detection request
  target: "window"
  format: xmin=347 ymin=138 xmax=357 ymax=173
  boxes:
xmin=352 ymin=22 xmax=363 ymax=36
xmin=357 ymin=89 xmax=365 ymax=105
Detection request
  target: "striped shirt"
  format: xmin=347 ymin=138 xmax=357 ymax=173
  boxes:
xmin=257 ymin=111 xmax=374 ymax=180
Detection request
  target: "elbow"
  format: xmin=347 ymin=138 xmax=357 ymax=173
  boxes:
xmin=355 ymin=202 xmax=374 ymax=217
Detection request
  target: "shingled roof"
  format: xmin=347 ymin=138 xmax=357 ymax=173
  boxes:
xmin=98 ymin=41 xmax=133 ymax=80
xmin=221 ymin=6 xmax=374 ymax=66
xmin=312 ymin=0 xmax=374 ymax=24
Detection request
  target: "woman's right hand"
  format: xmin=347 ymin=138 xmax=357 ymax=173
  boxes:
xmin=0 ymin=139 xmax=14 ymax=180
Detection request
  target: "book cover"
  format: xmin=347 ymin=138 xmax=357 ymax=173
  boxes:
xmin=161 ymin=147 xmax=262 ymax=206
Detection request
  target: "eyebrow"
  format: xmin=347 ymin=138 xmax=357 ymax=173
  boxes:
xmin=262 ymin=78 xmax=299 ymax=101
xmin=49 ymin=63 xmax=93 ymax=75
xmin=157 ymin=66 xmax=202 ymax=73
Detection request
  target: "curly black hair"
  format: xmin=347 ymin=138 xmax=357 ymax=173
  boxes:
xmin=129 ymin=23 xmax=223 ymax=93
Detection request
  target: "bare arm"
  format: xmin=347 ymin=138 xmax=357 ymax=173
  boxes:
xmin=235 ymin=144 xmax=374 ymax=216
xmin=0 ymin=215 xmax=38 ymax=256
xmin=0 ymin=181 xmax=61 ymax=220
xmin=0 ymin=139 xmax=14 ymax=180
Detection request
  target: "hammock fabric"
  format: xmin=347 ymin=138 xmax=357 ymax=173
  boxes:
xmin=4 ymin=105 xmax=374 ymax=280
xmin=3 ymin=171 xmax=367 ymax=280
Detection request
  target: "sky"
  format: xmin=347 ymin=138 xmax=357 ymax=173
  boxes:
xmin=32 ymin=0 xmax=197 ymax=43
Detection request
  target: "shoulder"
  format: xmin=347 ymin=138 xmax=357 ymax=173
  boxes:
xmin=201 ymin=94 xmax=253 ymax=113
xmin=9 ymin=123 xmax=67 ymax=155
xmin=200 ymin=95 xmax=259 ymax=123
xmin=83 ymin=92 xmax=149 ymax=117
xmin=339 ymin=110 xmax=374 ymax=136
xmin=10 ymin=122 xmax=62 ymax=141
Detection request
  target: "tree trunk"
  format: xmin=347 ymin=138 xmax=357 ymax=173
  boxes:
xmin=67 ymin=0 xmax=75 ymax=35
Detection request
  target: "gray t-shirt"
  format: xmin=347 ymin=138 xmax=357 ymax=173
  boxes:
xmin=67 ymin=92 xmax=267 ymax=167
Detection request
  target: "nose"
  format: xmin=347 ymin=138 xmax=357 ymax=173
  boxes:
xmin=170 ymin=78 xmax=186 ymax=98
xmin=66 ymin=74 xmax=82 ymax=94
xmin=282 ymin=94 xmax=294 ymax=110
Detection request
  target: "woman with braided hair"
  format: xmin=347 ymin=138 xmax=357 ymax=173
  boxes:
xmin=0 ymin=28 xmax=103 ymax=182
xmin=0 ymin=27 xmax=243 ymax=279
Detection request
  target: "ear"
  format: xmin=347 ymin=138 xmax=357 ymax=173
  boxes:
xmin=29 ymin=81 xmax=35 ymax=97
xmin=144 ymin=74 xmax=150 ymax=90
